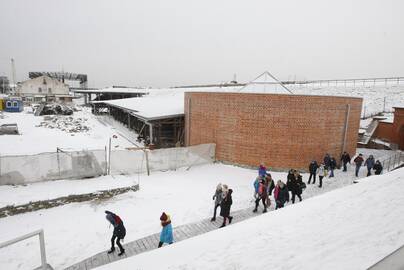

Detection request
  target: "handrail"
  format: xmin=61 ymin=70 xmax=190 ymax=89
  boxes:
xmin=0 ymin=229 xmax=47 ymax=270
xmin=367 ymin=243 xmax=404 ymax=270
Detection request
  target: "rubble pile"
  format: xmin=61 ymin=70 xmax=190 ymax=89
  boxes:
xmin=37 ymin=116 xmax=90 ymax=133
xmin=40 ymin=104 xmax=74 ymax=116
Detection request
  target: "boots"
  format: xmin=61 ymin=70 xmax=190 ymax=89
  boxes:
xmin=118 ymin=249 xmax=125 ymax=256
xmin=252 ymin=208 xmax=257 ymax=213
xmin=210 ymin=217 xmax=216 ymax=222
xmin=107 ymin=247 xmax=115 ymax=254
xmin=228 ymin=216 xmax=233 ymax=224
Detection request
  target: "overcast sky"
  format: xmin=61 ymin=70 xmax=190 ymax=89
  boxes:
xmin=0 ymin=0 xmax=403 ymax=88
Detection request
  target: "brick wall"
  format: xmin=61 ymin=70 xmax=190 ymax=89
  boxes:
xmin=185 ymin=92 xmax=362 ymax=170
xmin=391 ymin=108 xmax=404 ymax=150
xmin=375 ymin=122 xmax=394 ymax=142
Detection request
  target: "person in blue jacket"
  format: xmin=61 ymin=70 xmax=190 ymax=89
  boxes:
xmin=158 ymin=212 xmax=174 ymax=248
xmin=105 ymin=210 xmax=126 ymax=256
xmin=365 ymin=155 xmax=375 ymax=176
xmin=258 ymin=163 xmax=267 ymax=177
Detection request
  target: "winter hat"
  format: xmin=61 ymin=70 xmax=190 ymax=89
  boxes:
xmin=160 ymin=212 xmax=168 ymax=221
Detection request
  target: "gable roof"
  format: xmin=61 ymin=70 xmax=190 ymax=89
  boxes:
xmin=239 ymin=71 xmax=293 ymax=94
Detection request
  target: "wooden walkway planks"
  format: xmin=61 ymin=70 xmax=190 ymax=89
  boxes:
xmin=64 ymin=206 xmax=261 ymax=270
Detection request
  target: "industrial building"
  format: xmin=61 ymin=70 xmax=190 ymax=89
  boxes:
xmin=17 ymin=75 xmax=72 ymax=103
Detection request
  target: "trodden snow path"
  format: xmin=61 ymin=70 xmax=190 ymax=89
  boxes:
xmin=64 ymin=206 xmax=262 ymax=270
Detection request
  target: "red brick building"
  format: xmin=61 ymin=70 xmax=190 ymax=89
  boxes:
xmin=185 ymin=92 xmax=362 ymax=170
xmin=374 ymin=107 xmax=404 ymax=150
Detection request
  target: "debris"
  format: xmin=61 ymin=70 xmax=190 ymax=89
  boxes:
xmin=0 ymin=123 xmax=19 ymax=135
xmin=37 ymin=116 xmax=91 ymax=133
xmin=37 ymin=103 xmax=74 ymax=116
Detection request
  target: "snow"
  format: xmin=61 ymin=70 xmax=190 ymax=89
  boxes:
xmin=289 ymin=84 xmax=404 ymax=118
xmin=76 ymin=87 xmax=149 ymax=94
xmin=92 ymin=82 xmax=404 ymax=121
xmin=239 ymin=71 xmax=292 ymax=94
xmin=0 ymin=107 xmax=134 ymax=155
xmin=0 ymin=175 xmax=137 ymax=208
xmin=97 ymin=167 xmax=404 ymax=270
xmin=0 ymin=161 xmax=379 ymax=270
xmin=93 ymin=86 xmax=242 ymax=120
xmin=356 ymin=148 xmax=396 ymax=161
xmin=98 ymin=91 xmax=185 ymax=120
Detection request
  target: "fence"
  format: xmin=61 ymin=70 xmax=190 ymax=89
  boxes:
xmin=109 ymin=143 xmax=215 ymax=175
xmin=379 ymin=151 xmax=404 ymax=173
xmin=289 ymin=77 xmax=404 ymax=88
xmin=0 ymin=143 xmax=215 ymax=185
xmin=0 ymin=229 xmax=50 ymax=270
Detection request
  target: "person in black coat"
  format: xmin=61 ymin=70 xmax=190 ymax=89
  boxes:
xmin=324 ymin=154 xmax=331 ymax=170
xmin=220 ymin=189 xmax=233 ymax=227
xmin=308 ymin=161 xmax=318 ymax=184
xmin=329 ymin=157 xmax=337 ymax=178
xmin=274 ymin=180 xmax=289 ymax=209
xmin=265 ymin=173 xmax=275 ymax=196
xmin=373 ymin=160 xmax=383 ymax=175
xmin=340 ymin=152 xmax=351 ymax=172
xmin=287 ymin=171 xmax=303 ymax=204
xmin=105 ymin=211 xmax=126 ymax=256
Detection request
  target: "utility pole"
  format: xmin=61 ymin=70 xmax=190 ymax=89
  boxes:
xmin=11 ymin=58 xmax=17 ymax=95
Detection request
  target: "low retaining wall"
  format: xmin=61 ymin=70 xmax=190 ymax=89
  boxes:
xmin=0 ymin=184 xmax=139 ymax=218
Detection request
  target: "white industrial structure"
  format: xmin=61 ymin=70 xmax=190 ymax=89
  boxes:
xmin=17 ymin=75 xmax=72 ymax=103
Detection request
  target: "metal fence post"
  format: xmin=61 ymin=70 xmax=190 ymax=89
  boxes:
xmin=39 ymin=230 xmax=47 ymax=270
xmin=393 ymin=153 xmax=398 ymax=169
xmin=387 ymin=157 xmax=391 ymax=171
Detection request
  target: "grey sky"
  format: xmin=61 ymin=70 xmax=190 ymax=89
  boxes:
xmin=0 ymin=0 xmax=403 ymax=88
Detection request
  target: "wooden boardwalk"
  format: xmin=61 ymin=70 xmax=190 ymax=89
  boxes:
xmin=64 ymin=206 xmax=263 ymax=270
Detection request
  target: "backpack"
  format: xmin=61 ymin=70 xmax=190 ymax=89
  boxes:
xmin=300 ymin=182 xmax=307 ymax=190
xmin=114 ymin=215 xmax=122 ymax=225
xmin=258 ymin=183 xmax=264 ymax=195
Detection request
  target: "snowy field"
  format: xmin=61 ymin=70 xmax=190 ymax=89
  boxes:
xmin=0 ymin=161 xmax=377 ymax=270
xmin=288 ymin=84 xmax=404 ymax=118
xmin=0 ymin=175 xmax=137 ymax=208
xmin=0 ymin=107 xmax=134 ymax=155
xmin=98 ymin=167 xmax=404 ymax=270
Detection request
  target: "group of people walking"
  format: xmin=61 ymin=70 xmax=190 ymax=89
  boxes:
xmin=352 ymin=153 xmax=383 ymax=177
xmin=308 ymin=152 xmax=384 ymax=184
xmin=104 ymin=153 xmax=385 ymax=256
xmin=211 ymin=183 xmax=234 ymax=227
xmin=252 ymin=164 xmax=306 ymax=211
xmin=104 ymin=209 xmax=174 ymax=256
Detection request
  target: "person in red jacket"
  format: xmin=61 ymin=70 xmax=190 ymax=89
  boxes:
xmin=354 ymin=154 xmax=364 ymax=177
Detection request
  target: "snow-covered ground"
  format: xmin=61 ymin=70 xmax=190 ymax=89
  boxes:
xmin=0 ymin=161 xmax=375 ymax=270
xmin=97 ymin=167 xmax=404 ymax=270
xmin=0 ymin=107 xmax=134 ymax=155
xmin=288 ymin=84 xmax=404 ymax=118
xmin=0 ymin=175 xmax=137 ymax=208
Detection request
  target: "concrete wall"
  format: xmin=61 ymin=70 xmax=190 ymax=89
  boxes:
xmin=185 ymin=92 xmax=362 ymax=170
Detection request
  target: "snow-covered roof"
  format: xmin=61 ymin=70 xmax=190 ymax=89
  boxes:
xmin=74 ymin=87 xmax=149 ymax=94
xmin=239 ymin=71 xmax=293 ymax=94
xmin=98 ymin=91 xmax=185 ymax=120
xmin=95 ymin=86 xmax=243 ymax=120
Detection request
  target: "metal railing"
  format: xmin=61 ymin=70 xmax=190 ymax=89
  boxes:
xmin=286 ymin=76 xmax=404 ymax=87
xmin=0 ymin=229 xmax=48 ymax=270
xmin=367 ymin=243 xmax=404 ymax=270
xmin=380 ymin=151 xmax=404 ymax=173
